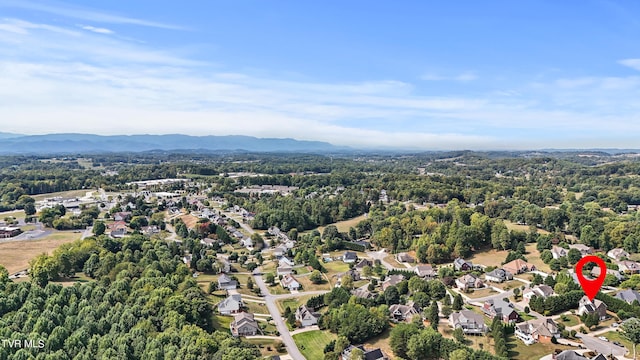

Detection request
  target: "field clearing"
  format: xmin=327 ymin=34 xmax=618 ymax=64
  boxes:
xmin=244 ymin=338 xmax=283 ymax=358
xmin=297 ymin=276 xmax=331 ymax=292
xmin=469 ymin=248 xmax=509 ymax=268
xmin=276 ymin=295 xmax=313 ymax=313
xmin=52 ymin=273 xmax=93 ymax=287
xmin=32 ymin=190 xmax=92 ymax=201
xmin=0 ymin=231 xmax=82 ymax=273
xmin=179 ymin=214 xmax=199 ymax=228
xmin=244 ymin=300 xmax=268 ymax=314
xmin=504 ymin=220 xmax=550 ymax=234
xmin=464 ymin=288 xmax=499 ymax=299
xmin=293 ymin=330 xmax=336 ymax=360
xmin=524 ymin=244 xmax=552 ymax=273
xmin=316 ymin=214 xmax=367 ymax=234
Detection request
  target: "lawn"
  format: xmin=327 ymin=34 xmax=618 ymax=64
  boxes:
xmin=212 ymin=315 xmax=232 ymax=332
xmin=559 ymin=314 xmax=581 ymax=327
xmin=297 ymin=276 xmax=331 ymax=292
xmin=506 ymin=335 xmax=573 ymax=360
xmin=0 ymin=210 xmax=25 ymax=220
xmin=492 ymin=279 xmax=526 ymax=291
xmin=464 ymin=287 xmax=499 ymax=299
xmin=0 ymin=231 xmax=82 ymax=273
xmin=323 ymin=260 xmax=351 ymax=275
xmin=52 ymin=272 xmax=94 ymax=287
xmin=293 ymin=330 xmax=337 ymax=360
xmin=383 ymin=254 xmax=405 ymax=268
xmin=504 ymin=220 xmax=550 ymax=235
xmin=244 ymin=300 xmax=268 ymax=314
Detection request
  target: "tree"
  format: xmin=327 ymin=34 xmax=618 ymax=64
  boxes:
xmin=428 ymin=301 xmax=439 ymax=330
xmin=581 ymin=312 xmax=599 ymax=329
xmin=513 ymin=288 xmax=520 ymax=300
xmin=265 ymin=273 xmax=275 ymax=285
xmin=362 ymin=266 xmax=372 ymax=278
xmin=349 ymin=347 xmax=364 ymax=360
xmin=453 ymin=294 xmax=463 ymax=311
xmin=453 ymin=327 xmax=465 ymax=343
xmin=390 ymin=323 xmax=420 ymax=359
xmin=93 ymin=221 xmax=106 ymax=236
xmin=341 ymin=274 xmax=353 ymax=290
xmin=247 ymin=277 xmax=254 ymax=290
xmin=449 ymin=348 xmax=469 ymax=360
xmin=310 ymin=270 xmax=323 ymax=284
xmin=567 ymin=248 xmax=582 ymax=265
xmin=621 ymin=317 xmax=640 ymax=360
xmin=208 ymin=282 xmax=217 ymax=294
xmin=24 ymin=203 xmax=36 ymax=216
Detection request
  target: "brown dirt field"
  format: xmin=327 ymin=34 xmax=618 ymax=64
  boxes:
xmin=315 ymin=214 xmax=368 ymax=234
xmin=180 ymin=214 xmax=199 ymax=228
xmin=0 ymin=232 xmax=82 ymax=273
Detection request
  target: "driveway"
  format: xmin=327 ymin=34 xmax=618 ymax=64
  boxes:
xmin=254 ymin=274 xmax=305 ymax=360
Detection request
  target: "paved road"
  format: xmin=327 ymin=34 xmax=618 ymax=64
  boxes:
xmin=254 ymin=274 xmax=305 ymax=360
xmin=366 ymin=249 xmax=406 ymax=271
xmin=577 ymin=333 xmax=626 ymax=357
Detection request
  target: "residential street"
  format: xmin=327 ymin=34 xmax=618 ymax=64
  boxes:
xmin=253 ymin=274 xmax=306 ymax=360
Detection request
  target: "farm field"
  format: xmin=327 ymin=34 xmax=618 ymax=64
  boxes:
xmin=0 ymin=231 xmax=82 ymax=273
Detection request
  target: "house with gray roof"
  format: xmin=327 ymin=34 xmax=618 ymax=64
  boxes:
xmin=616 ymin=289 xmax=640 ymax=304
xmin=218 ymin=294 xmax=243 ymax=315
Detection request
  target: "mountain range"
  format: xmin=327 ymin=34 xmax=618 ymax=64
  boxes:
xmin=0 ymin=133 xmax=342 ymax=154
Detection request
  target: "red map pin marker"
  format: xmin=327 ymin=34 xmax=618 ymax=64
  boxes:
xmin=575 ymin=255 xmax=606 ymax=301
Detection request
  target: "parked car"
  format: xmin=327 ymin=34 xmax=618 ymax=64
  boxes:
xmin=613 ymin=341 xmax=622 ymax=346
xmin=598 ymin=336 xmax=609 ymax=342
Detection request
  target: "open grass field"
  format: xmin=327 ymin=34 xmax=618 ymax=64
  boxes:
xmin=293 ymin=330 xmax=337 ymax=360
xmin=323 ymin=260 xmax=350 ymax=274
xmin=504 ymin=220 xmax=550 ymax=234
xmin=465 ymin=287 xmax=499 ymax=299
xmin=491 ymin=279 xmax=526 ymax=291
xmin=506 ymin=334 xmax=573 ymax=360
xmin=524 ymin=243 xmax=552 ymax=273
xmin=297 ymin=276 xmax=331 ymax=292
xmin=558 ymin=314 xmax=581 ymax=327
xmin=32 ymin=190 xmax=92 ymax=201
xmin=316 ymin=214 xmax=368 ymax=234
xmin=0 ymin=231 xmax=82 ymax=273
xmin=244 ymin=300 xmax=268 ymax=314
xmin=469 ymin=248 xmax=509 ymax=268
xmin=52 ymin=273 xmax=93 ymax=287
xmin=364 ymin=328 xmax=396 ymax=359
xmin=0 ymin=210 xmax=25 ymax=220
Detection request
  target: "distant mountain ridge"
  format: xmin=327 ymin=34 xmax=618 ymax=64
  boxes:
xmin=0 ymin=133 xmax=343 ymax=154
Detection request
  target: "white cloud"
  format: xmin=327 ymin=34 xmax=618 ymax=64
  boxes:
xmin=421 ymin=71 xmax=477 ymax=82
xmin=80 ymin=25 xmax=113 ymax=35
xmin=0 ymin=0 xmax=183 ymax=30
xmin=619 ymin=58 xmax=640 ymax=71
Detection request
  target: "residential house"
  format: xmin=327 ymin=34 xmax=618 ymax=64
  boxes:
xmin=456 ymin=273 xmax=484 ymax=291
xmin=280 ymin=274 xmax=300 ymax=291
xmin=272 ymin=246 xmax=286 ymax=259
xmin=276 ymin=266 xmax=293 ymax=276
xmin=240 ymin=237 xmax=254 ymax=249
xmin=482 ymin=299 xmax=519 ymax=323
xmin=342 ymin=345 xmax=388 ymax=360
xmin=615 ymin=289 xmax=640 ymax=304
xmin=389 ymin=302 xmax=420 ymax=322
xmin=352 ymin=286 xmax=375 ymax=299
xmin=200 ymin=238 xmax=216 ymax=247
xmin=577 ymin=296 xmax=607 ymax=320
xmin=219 ymin=260 xmax=231 ymax=274
xmin=568 ymin=244 xmax=593 ymax=257
xmin=551 ymin=245 xmax=568 ymax=259
xmin=502 ymin=259 xmax=536 ymax=275
xmin=591 ymin=266 xmax=624 ymax=281
xmin=617 ymin=260 xmax=640 ymax=274
xmin=523 ymin=285 xmax=555 ymax=300
xmin=295 ymin=305 xmax=321 ymax=327
xmin=218 ymin=294 xmax=243 ymax=315
xmin=279 ymin=256 xmax=295 ymax=267
xmin=182 ymin=254 xmax=192 ymax=266
xmin=355 ymin=258 xmax=373 ymax=270
xmin=414 ymin=264 xmax=436 ymax=278
xmin=553 ymin=350 xmax=607 ymax=360
xmin=218 ymin=274 xmax=238 ymax=291
xmin=515 ymin=318 xmax=559 ymax=344
xmin=108 ymin=221 xmax=127 ymax=238
xmin=230 ymin=312 xmax=260 ymax=337
xmin=113 ymin=211 xmax=132 ymax=222
xmin=453 ymin=258 xmax=472 ymax=271
xmin=341 ymin=268 xmax=361 ymax=281
xmin=141 ymin=225 xmax=160 ymax=235
xmin=395 ymin=252 xmax=415 ymax=264
xmin=449 ymin=310 xmax=488 ymax=334
xmin=607 ymin=248 xmax=630 ymax=261
xmin=381 ymin=274 xmax=405 ymax=291
xmin=343 ymin=251 xmax=358 ymax=263
xmin=485 ymin=268 xmax=513 ymax=283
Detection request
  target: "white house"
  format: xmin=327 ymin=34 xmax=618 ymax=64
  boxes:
xmin=280 ymin=274 xmax=300 ymax=291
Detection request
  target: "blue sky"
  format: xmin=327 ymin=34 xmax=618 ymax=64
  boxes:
xmin=1 ymin=0 xmax=640 ymax=149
